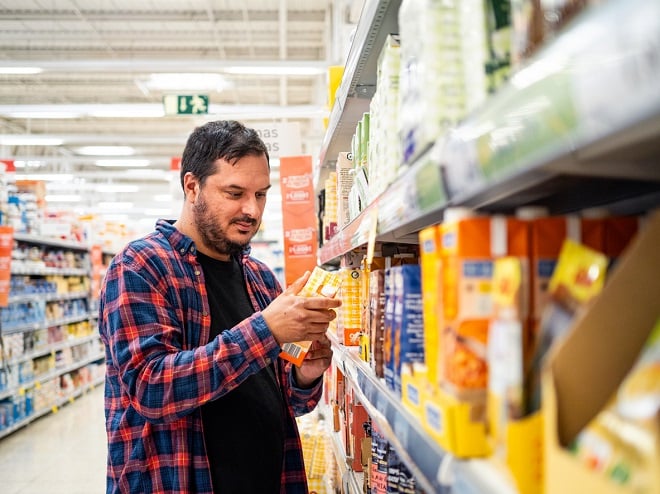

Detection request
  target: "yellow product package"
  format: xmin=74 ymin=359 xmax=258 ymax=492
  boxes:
xmin=280 ymin=267 xmax=341 ymax=366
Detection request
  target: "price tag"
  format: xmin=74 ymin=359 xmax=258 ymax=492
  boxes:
xmin=51 ymin=405 xmax=59 ymax=414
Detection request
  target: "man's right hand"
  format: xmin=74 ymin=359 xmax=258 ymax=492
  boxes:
xmin=261 ymin=271 xmax=342 ymax=345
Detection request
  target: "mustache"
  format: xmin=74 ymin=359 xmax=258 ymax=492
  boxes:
xmin=231 ymin=216 xmax=257 ymax=226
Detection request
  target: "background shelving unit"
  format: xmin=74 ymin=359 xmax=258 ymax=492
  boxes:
xmin=317 ymin=0 xmax=660 ymax=491
xmin=0 ymin=234 xmax=105 ymax=440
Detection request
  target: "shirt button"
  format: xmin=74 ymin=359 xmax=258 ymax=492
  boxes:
xmin=180 ymin=248 xmax=185 ymax=254
xmin=194 ymin=270 xmax=201 ymax=276
xmin=190 ymin=247 xmax=195 ymax=254
xmin=203 ymin=311 xmax=209 ymax=317
xmin=265 ymin=357 xmax=272 ymax=365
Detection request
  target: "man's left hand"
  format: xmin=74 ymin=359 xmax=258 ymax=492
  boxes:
xmin=293 ymin=335 xmax=333 ymax=388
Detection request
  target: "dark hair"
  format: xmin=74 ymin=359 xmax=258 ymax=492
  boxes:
xmin=180 ymin=120 xmax=269 ymax=190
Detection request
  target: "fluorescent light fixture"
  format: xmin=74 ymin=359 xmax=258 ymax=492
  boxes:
xmin=0 ymin=135 xmax=64 ymax=146
xmin=6 ymin=110 xmax=80 ymax=119
xmin=223 ymin=66 xmax=326 ymax=76
xmin=125 ymin=169 xmax=170 ymax=180
xmin=86 ymin=104 xmax=164 ymax=118
xmin=95 ymin=184 xmax=140 ymax=193
xmin=0 ymin=67 xmax=43 ymax=75
xmin=45 ymin=194 xmax=82 ymax=202
xmin=13 ymin=160 xmax=45 ymax=169
xmin=15 ymin=173 xmax=75 ymax=182
xmin=94 ymin=159 xmax=150 ymax=167
xmin=77 ymin=146 xmax=135 ymax=156
xmin=142 ymin=73 xmax=230 ymax=91
xmin=153 ymin=194 xmax=174 ymax=202
xmin=98 ymin=201 xmax=134 ymax=210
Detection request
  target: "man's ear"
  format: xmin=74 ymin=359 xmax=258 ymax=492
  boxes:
xmin=182 ymin=172 xmax=199 ymax=202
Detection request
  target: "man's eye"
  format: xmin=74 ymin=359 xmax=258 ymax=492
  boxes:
xmin=257 ymin=192 xmax=268 ymax=199
xmin=227 ymin=192 xmax=242 ymax=198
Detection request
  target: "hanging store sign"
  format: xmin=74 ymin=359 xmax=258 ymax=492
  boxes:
xmin=279 ymin=155 xmax=317 ymax=287
xmin=251 ymin=122 xmax=302 ymax=159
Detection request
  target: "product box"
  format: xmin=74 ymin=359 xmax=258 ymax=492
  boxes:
xmin=368 ymin=269 xmax=387 ymax=378
xmin=336 ymin=152 xmax=354 ymax=229
xmin=419 ymin=224 xmax=443 ymax=387
xmin=543 ymin=211 xmax=660 ymax=494
xmin=392 ymin=264 xmax=424 ymax=397
xmin=280 ymin=266 xmax=341 ymax=366
xmin=337 ymin=267 xmax=363 ymax=346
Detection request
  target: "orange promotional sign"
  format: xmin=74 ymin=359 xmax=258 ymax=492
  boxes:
xmin=279 ymin=156 xmax=318 ymax=287
xmin=0 ymin=226 xmax=14 ymax=307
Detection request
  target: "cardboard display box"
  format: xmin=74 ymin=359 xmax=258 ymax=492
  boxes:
xmin=543 ymin=210 xmax=660 ymax=494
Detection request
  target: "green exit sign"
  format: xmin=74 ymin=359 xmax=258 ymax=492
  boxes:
xmin=163 ymin=94 xmax=209 ymax=115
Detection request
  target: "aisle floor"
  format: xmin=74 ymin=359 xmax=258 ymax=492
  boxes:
xmin=0 ymin=385 xmax=106 ymax=494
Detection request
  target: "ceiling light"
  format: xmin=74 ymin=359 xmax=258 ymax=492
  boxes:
xmin=15 ymin=173 xmax=75 ymax=182
xmin=94 ymin=159 xmax=150 ymax=167
xmin=95 ymin=184 xmax=141 ymax=193
xmin=0 ymin=135 xmax=64 ymax=146
xmin=142 ymin=73 xmax=230 ymax=91
xmin=223 ymin=66 xmax=326 ymax=76
xmin=98 ymin=202 xmax=134 ymax=210
xmin=0 ymin=67 xmax=43 ymax=75
xmin=6 ymin=110 xmax=80 ymax=119
xmin=77 ymin=146 xmax=135 ymax=156
xmin=153 ymin=194 xmax=173 ymax=202
xmin=45 ymin=194 xmax=82 ymax=202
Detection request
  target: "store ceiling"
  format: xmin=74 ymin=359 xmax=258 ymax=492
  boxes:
xmin=0 ymin=0 xmax=362 ymax=237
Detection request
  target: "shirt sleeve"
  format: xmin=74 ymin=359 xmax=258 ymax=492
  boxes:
xmin=281 ymin=362 xmax=323 ymax=417
xmin=100 ymin=254 xmax=282 ymax=424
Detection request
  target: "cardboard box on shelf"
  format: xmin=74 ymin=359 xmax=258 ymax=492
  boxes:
xmin=543 ymin=210 xmax=660 ymax=494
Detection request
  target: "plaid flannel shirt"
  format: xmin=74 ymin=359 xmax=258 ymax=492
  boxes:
xmin=99 ymin=220 xmax=321 ymax=493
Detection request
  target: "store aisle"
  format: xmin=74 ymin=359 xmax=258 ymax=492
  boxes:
xmin=0 ymin=385 xmax=106 ymax=494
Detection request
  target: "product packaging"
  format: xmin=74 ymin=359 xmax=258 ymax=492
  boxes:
xmin=279 ymin=266 xmax=341 ymax=366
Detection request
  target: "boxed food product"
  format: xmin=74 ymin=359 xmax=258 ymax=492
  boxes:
xmin=279 ymin=266 xmax=341 ymax=366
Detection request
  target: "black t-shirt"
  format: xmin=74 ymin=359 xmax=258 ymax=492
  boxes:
xmin=197 ymin=252 xmax=285 ymax=493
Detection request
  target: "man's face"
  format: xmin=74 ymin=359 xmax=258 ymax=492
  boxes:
xmin=192 ymin=154 xmax=270 ymax=258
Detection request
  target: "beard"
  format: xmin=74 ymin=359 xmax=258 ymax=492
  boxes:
xmin=192 ymin=194 xmax=259 ymax=258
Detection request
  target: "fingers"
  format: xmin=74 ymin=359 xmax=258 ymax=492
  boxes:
xmin=283 ymin=271 xmax=311 ymax=295
xmin=302 ymin=296 xmax=342 ymax=310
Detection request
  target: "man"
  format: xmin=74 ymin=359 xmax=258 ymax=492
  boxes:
xmin=99 ymin=120 xmax=341 ymax=493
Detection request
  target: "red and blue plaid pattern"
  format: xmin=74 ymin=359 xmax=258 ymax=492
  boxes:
xmin=99 ymin=219 xmax=320 ymax=493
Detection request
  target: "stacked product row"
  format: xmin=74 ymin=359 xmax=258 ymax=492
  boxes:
xmin=324 ymin=356 xmax=423 ymax=494
xmin=320 ymin=0 xmax=601 ymax=236
xmin=323 ymin=209 xmax=659 ymax=493
xmin=0 ymin=234 xmax=106 ymax=439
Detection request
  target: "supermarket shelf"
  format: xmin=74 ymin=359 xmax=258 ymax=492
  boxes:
xmin=317 ymin=0 xmax=660 ymax=265
xmin=12 ymin=233 xmax=90 ymax=251
xmin=1 ymin=312 xmax=94 ymax=335
xmin=10 ymin=265 xmax=89 ymax=276
xmin=327 ymin=425 xmax=364 ymax=494
xmin=8 ymin=290 xmax=91 ymax=305
xmin=332 ymin=341 xmax=518 ymax=494
xmin=0 ymin=352 xmax=104 ymax=401
xmin=316 ymin=0 xmax=402 ymax=185
xmin=0 ymin=375 xmax=104 ymax=440
xmin=4 ymin=334 xmax=101 ymax=367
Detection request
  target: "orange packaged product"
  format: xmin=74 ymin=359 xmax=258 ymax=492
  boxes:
xmin=440 ymin=210 xmax=530 ymax=401
xmin=280 ymin=266 xmax=341 ymax=366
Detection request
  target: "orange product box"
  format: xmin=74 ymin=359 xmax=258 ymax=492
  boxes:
xmin=279 ymin=266 xmax=341 ymax=366
xmin=439 ymin=211 xmax=530 ymax=456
